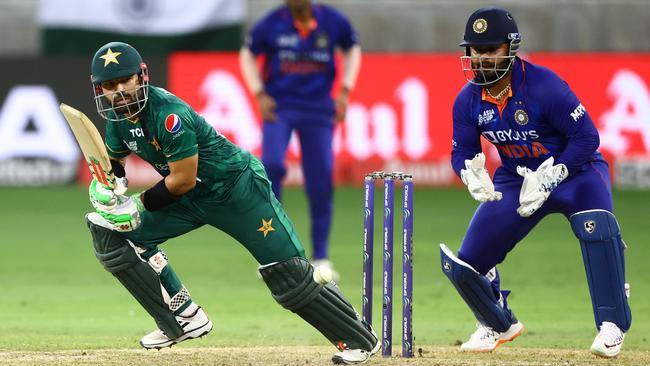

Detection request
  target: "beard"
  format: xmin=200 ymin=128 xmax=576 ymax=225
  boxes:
xmin=111 ymin=89 xmax=144 ymax=116
xmin=112 ymin=96 xmax=135 ymax=115
xmin=473 ymin=69 xmax=499 ymax=84
xmin=471 ymin=57 xmax=511 ymax=85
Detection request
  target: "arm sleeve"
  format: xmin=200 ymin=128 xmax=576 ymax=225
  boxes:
xmin=105 ymin=123 xmax=130 ymax=159
xmin=451 ymin=95 xmax=482 ymax=177
xmin=245 ymin=19 xmax=269 ymax=55
xmin=543 ymin=78 xmax=600 ymax=175
xmin=157 ymin=110 xmax=198 ymax=162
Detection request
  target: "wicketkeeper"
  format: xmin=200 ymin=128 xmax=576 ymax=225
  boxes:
xmin=441 ymin=7 xmax=631 ymax=358
xmin=85 ymin=41 xmax=379 ymax=365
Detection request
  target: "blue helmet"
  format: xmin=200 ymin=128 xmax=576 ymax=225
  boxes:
xmin=460 ymin=7 xmax=520 ymax=48
xmin=459 ymin=7 xmax=521 ymax=86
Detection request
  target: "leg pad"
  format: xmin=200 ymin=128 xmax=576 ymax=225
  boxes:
xmin=570 ymin=209 xmax=631 ymax=332
xmin=260 ymin=257 xmax=377 ymax=351
xmin=87 ymin=213 xmax=183 ymax=338
xmin=440 ymin=244 xmax=516 ymax=332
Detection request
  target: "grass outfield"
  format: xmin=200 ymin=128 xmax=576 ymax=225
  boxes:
xmin=0 ymin=186 xmax=648 ymax=363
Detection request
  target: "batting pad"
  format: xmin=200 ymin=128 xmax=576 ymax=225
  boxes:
xmin=86 ymin=213 xmax=183 ymax=339
xmin=440 ymin=244 xmax=517 ymax=332
xmin=259 ymin=257 xmax=377 ymax=351
xmin=570 ymin=209 xmax=632 ymax=332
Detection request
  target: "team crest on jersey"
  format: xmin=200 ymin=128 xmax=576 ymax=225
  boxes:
xmin=165 ymin=114 xmax=182 ymax=133
xmin=473 ymin=19 xmax=488 ymax=34
xmin=316 ymin=32 xmax=329 ymax=48
xmin=150 ymin=137 xmax=161 ymax=151
xmin=478 ymin=109 xmax=496 ymax=126
xmin=514 ymin=109 xmax=529 ymax=125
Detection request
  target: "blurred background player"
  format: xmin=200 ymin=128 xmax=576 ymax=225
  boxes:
xmin=440 ymin=7 xmax=631 ymax=358
xmin=86 ymin=41 xmax=378 ymax=364
xmin=239 ymin=0 xmax=362 ymax=278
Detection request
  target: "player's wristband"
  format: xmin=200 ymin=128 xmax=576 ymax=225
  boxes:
xmin=141 ymin=179 xmax=180 ymax=211
xmin=110 ymin=159 xmax=126 ymax=178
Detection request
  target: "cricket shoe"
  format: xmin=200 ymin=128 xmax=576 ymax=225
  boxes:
xmin=331 ymin=323 xmax=380 ymax=364
xmin=140 ymin=307 xmax=213 ymax=349
xmin=311 ymin=259 xmax=341 ymax=282
xmin=460 ymin=322 xmax=524 ymax=352
xmin=590 ymin=321 xmax=625 ymax=358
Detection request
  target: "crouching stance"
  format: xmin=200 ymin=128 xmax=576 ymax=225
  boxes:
xmin=444 ymin=7 xmax=631 ymax=357
xmin=83 ymin=41 xmax=378 ymax=364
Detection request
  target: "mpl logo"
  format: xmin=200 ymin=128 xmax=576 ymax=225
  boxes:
xmin=570 ymin=103 xmax=586 ymax=122
xmin=599 ymin=70 xmax=650 ymax=156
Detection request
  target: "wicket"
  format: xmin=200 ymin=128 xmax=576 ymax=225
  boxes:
xmin=362 ymin=171 xmax=413 ymax=357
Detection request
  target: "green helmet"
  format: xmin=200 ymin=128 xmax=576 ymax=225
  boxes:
xmin=91 ymin=42 xmax=143 ymax=84
xmin=91 ymin=41 xmax=150 ymax=121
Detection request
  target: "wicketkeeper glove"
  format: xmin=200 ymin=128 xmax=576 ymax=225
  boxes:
xmin=516 ymin=156 xmax=568 ymax=217
xmin=460 ymin=152 xmax=502 ymax=202
xmin=88 ymin=178 xmax=143 ymax=232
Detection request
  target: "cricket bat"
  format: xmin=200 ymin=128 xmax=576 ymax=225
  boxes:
xmin=59 ymin=103 xmax=115 ymax=189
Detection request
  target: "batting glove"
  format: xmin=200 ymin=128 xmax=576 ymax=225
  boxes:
xmin=460 ymin=153 xmax=502 ymax=202
xmin=88 ymin=177 xmax=128 ymax=210
xmin=89 ymin=178 xmax=142 ymax=232
xmin=516 ymin=156 xmax=568 ymax=217
xmin=95 ymin=193 xmax=144 ymax=232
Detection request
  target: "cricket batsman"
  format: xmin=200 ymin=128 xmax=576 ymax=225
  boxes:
xmin=439 ymin=7 xmax=631 ymax=357
xmin=85 ymin=41 xmax=379 ymax=364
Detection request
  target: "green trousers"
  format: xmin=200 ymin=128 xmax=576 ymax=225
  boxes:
xmin=122 ymin=158 xmax=305 ymax=265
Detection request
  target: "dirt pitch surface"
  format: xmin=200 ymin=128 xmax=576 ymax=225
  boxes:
xmin=1 ymin=346 xmax=649 ymax=366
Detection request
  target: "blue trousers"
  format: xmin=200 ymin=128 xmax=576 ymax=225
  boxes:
xmin=458 ymin=160 xmax=613 ymax=274
xmin=261 ymin=110 xmax=334 ymax=260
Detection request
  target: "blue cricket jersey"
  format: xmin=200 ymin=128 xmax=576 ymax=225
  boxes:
xmin=245 ymin=3 xmax=358 ymax=115
xmin=451 ymin=57 xmax=603 ymax=177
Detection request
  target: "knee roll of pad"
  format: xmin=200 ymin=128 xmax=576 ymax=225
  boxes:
xmin=86 ymin=213 xmax=145 ymax=273
xmin=570 ymin=209 xmax=632 ymax=332
xmin=259 ymin=257 xmax=377 ymax=351
xmin=440 ymin=244 xmax=516 ymax=333
xmin=86 ymin=213 xmax=183 ymax=338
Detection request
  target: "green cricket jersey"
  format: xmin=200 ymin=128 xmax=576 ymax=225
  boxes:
xmin=105 ymin=86 xmax=250 ymax=198
xmin=103 ymin=85 xmax=304 ymax=263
